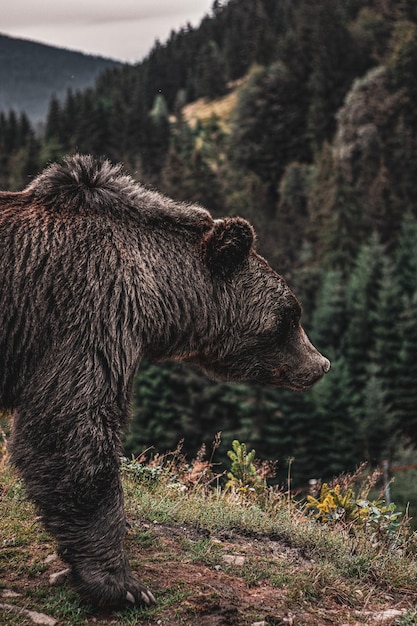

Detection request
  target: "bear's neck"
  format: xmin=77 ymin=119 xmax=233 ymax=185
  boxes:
xmin=140 ymin=263 xmax=229 ymax=363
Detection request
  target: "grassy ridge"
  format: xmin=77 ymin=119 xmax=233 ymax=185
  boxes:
xmin=1 ymin=448 xmax=417 ymax=625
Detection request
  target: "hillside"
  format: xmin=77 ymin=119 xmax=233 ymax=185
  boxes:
xmin=1 ymin=449 xmax=417 ymax=626
xmin=0 ymin=34 xmax=123 ymax=124
xmin=1 ymin=0 xmax=417 ymax=534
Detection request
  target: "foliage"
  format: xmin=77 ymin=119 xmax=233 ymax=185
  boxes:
xmin=122 ymin=435 xmax=221 ymax=494
xmin=1 ymin=453 xmax=417 ymax=625
xmin=121 ymin=457 xmax=165 ymax=486
xmin=229 ymin=62 xmax=309 ymax=211
xmin=306 ymin=482 xmax=402 ymax=545
xmin=225 ymin=439 xmax=266 ymax=496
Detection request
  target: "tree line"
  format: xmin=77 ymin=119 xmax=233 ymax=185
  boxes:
xmin=1 ymin=0 xmax=417 ymax=487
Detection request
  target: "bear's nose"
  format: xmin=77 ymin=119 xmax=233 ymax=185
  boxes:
xmin=322 ymin=358 xmax=331 ymax=373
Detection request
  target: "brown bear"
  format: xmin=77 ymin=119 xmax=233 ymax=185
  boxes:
xmin=0 ymin=154 xmax=330 ymax=608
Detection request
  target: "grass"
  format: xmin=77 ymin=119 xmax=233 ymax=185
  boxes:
xmin=181 ymin=67 xmax=258 ymax=131
xmin=1 ymin=448 xmax=417 ymax=625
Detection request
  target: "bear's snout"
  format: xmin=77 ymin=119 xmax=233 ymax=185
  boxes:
xmin=284 ymin=327 xmax=331 ymax=389
xmin=321 ymin=356 xmax=331 ymax=373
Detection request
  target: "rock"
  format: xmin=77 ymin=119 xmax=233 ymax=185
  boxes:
xmin=43 ymin=553 xmax=57 ymax=564
xmin=1 ymin=590 xmax=21 ymax=598
xmin=222 ymin=554 xmax=245 ymax=566
xmin=355 ymin=608 xmax=406 ymax=623
xmin=0 ymin=602 xmax=57 ymax=625
xmin=49 ymin=567 xmax=70 ymax=585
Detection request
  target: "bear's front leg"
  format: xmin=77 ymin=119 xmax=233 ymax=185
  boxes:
xmin=67 ymin=503 xmax=156 ymax=608
xmin=10 ymin=402 xmax=156 ymax=608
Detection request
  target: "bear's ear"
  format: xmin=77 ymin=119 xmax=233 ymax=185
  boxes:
xmin=203 ymin=217 xmax=255 ymax=277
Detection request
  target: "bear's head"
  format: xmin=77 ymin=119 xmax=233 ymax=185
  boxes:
xmin=194 ymin=217 xmax=330 ymax=390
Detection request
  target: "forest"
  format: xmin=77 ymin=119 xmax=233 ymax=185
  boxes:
xmin=1 ymin=0 xmax=417 ymax=492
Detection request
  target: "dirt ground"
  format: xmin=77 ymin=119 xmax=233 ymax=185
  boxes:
xmin=2 ymin=518 xmax=414 ymax=626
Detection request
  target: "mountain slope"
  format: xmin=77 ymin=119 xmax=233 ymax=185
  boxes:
xmin=0 ymin=34 xmax=124 ymax=123
xmin=0 ymin=458 xmax=416 ymax=625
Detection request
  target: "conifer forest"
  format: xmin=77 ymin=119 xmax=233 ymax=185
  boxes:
xmin=2 ymin=0 xmax=417 ymax=497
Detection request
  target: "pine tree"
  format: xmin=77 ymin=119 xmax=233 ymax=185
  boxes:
xmin=45 ymin=95 xmax=62 ymax=143
xmin=307 ymin=359 xmax=361 ymax=480
xmin=362 ymin=365 xmax=395 ymax=464
xmin=275 ymin=162 xmax=313 ymax=273
xmin=395 ymin=213 xmax=417 ymax=302
xmin=127 ymin=361 xmax=249 ymax=466
xmin=344 ymin=234 xmax=386 ymax=419
xmin=372 ymin=256 xmax=403 ymax=405
xmin=306 ymin=0 xmax=369 ymax=151
xmin=230 ymin=62 xmax=309 ymax=212
xmin=345 ymin=235 xmax=385 ymax=366
xmin=141 ymin=94 xmax=171 ymax=179
xmin=194 ymin=40 xmax=227 ymax=99
xmin=394 ymin=214 xmax=417 ymax=445
xmin=264 ymin=388 xmax=315 ymax=488
xmin=310 ymin=269 xmax=347 ymax=362
xmin=4 ymin=111 xmax=18 ymax=154
xmin=362 ymin=257 xmax=403 ymax=463
xmin=396 ymin=295 xmax=417 ymax=444
xmin=321 ymin=172 xmax=369 ymax=274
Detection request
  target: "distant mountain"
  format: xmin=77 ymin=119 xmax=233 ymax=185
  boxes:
xmin=0 ymin=34 xmax=124 ymax=124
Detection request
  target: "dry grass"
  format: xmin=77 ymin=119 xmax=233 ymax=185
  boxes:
xmin=1 ymin=438 xmax=417 ymax=625
xmin=181 ymin=70 xmax=256 ymax=130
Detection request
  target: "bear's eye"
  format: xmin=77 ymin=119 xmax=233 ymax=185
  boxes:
xmin=275 ymin=315 xmax=294 ymax=340
xmin=290 ymin=317 xmax=299 ymax=331
xmin=277 ymin=312 xmax=300 ymax=339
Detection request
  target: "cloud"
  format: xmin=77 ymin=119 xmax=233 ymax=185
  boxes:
xmin=0 ymin=0 xmax=214 ymax=61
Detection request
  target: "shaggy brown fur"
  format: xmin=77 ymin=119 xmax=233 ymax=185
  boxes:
xmin=0 ymin=155 xmax=330 ymax=607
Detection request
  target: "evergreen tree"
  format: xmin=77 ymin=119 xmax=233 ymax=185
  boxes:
xmin=306 ymin=0 xmax=369 ymax=151
xmin=141 ymin=94 xmax=171 ymax=179
xmin=395 ymin=213 xmax=417 ymax=301
xmin=18 ymin=130 xmax=40 ymax=183
xmin=306 ymin=359 xmax=361 ymax=480
xmin=159 ymin=149 xmax=191 ymax=202
xmin=16 ymin=112 xmax=32 ymax=147
xmin=320 ymin=172 xmax=368 ymax=274
xmin=362 ymin=257 xmax=403 ymax=463
xmin=186 ymin=149 xmax=223 ymax=212
xmin=194 ymin=40 xmax=227 ymax=99
xmin=45 ymin=95 xmax=62 ymax=143
xmin=361 ymin=365 xmax=394 ymax=464
xmin=60 ymin=89 xmax=78 ymax=150
xmin=396 ymin=295 xmax=417 ymax=444
xmin=372 ymin=256 xmax=403 ymax=407
xmin=230 ymin=62 xmax=309 ymax=212
xmin=394 ymin=215 xmax=417 ymax=444
xmin=3 ymin=110 xmax=18 ymax=154
xmin=310 ymin=270 xmax=347 ymax=362
xmin=221 ymin=0 xmax=263 ymax=80
xmin=275 ymin=162 xmax=313 ymax=273
xmin=161 ymin=114 xmax=224 ymax=213
xmin=0 ymin=113 xmax=10 ymax=188
xmin=344 ymin=234 xmax=386 ymax=412
xmin=119 ymin=71 xmax=147 ymax=164
xmin=126 ymin=361 xmax=249 ymax=466
xmin=263 ymin=388 xmax=315 ymax=488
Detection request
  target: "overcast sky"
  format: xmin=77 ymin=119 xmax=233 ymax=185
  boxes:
xmin=1 ymin=0 xmax=216 ymax=63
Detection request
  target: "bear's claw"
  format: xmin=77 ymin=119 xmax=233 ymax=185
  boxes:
xmin=140 ymin=589 xmax=156 ymax=605
xmin=125 ymin=587 xmax=156 ymax=606
xmin=126 ymin=591 xmax=135 ymax=604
